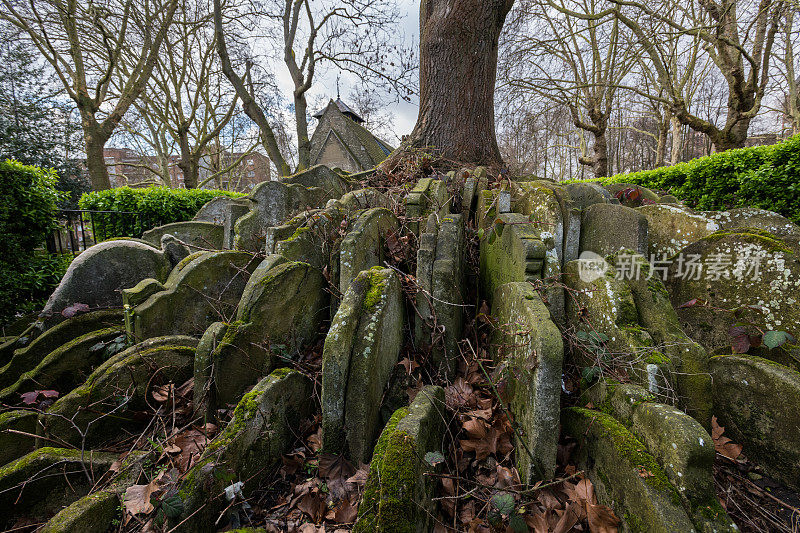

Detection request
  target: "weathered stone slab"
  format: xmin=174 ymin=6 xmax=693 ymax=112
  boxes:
xmin=666 ymin=229 xmax=800 ymax=354
xmin=636 ymin=204 xmax=719 ymax=258
xmin=142 ymin=220 xmax=224 ymax=250
xmin=416 ymin=213 xmax=466 ymax=377
xmin=38 ymin=490 xmax=119 ymax=533
xmin=354 ymin=385 xmax=446 ymax=533
xmin=275 ymin=204 xmax=347 ymax=270
xmin=194 ymin=196 xmax=236 ymax=224
xmin=207 ymin=258 xmax=328 ymax=407
xmin=39 ymin=336 xmax=197 ymax=447
xmin=339 ymin=208 xmax=399 ymax=296
xmin=707 ymin=208 xmax=800 ymax=241
xmin=223 ymin=198 xmax=252 ymax=249
xmin=174 ymin=369 xmax=313 ymax=532
xmin=711 ymin=355 xmax=800 ymax=490
xmin=581 ymin=203 xmax=648 ymax=257
xmin=0 ymin=309 xmax=122 ymax=386
xmin=490 ymin=283 xmax=563 ymax=481
xmin=128 ymin=251 xmax=257 ymax=340
xmin=281 ymin=164 xmax=349 ymax=197
xmin=0 ymin=410 xmax=36 ymax=466
xmin=0 ymin=447 xmax=118 ymax=528
xmin=563 ymin=258 xmax=670 ymax=391
xmin=322 ymin=268 xmax=403 ymax=463
xmin=479 ymin=212 xmax=545 ymax=299
xmin=0 ymin=327 xmax=124 ymax=401
xmin=607 ymin=254 xmax=712 ymax=425
xmin=233 ymin=181 xmax=331 ymax=252
xmin=562 ymin=408 xmax=696 ymax=532
xmin=564 ymin=181 xmax=611 ymax=210
xmin=406 ymin=177 xmax=449 ymax=234
xmin=40 ymin=240 xmax=175 ymax=327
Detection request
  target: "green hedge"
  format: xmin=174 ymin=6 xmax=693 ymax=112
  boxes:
xmin=79 ymin=186 xmax=245 ymax=238
xmin=0 ymin=159 xmax=69 ymax=325
xmin=581 ymin=134 xmax=800 ymax=223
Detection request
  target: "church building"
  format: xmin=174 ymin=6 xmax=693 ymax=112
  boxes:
xmin=309 ymin=99 xmax=395 ymax=173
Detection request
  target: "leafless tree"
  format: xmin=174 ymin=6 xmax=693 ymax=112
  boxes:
xmin=1 ymin=0 xmax=179 ymax=190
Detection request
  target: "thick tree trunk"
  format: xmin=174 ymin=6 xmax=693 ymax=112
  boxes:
xmin=386 ymin=0 xmax=514 ymax=170
xmin=82 ymin=125 xmax=111 ymax=190
xmin=655 ymin=116 xmax=669 ymax=167
xmin=593 ymin=131 xmax=608 ymax=178
xmin=712 ymin=117 xmax=752 ymax=152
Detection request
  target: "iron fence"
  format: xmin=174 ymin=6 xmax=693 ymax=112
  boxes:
xmin=46 ymin=210 xmax=164 ymax=254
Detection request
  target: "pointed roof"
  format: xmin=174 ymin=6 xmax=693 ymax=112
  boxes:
xmin=313 ymin=98 xmax=365 ymax=123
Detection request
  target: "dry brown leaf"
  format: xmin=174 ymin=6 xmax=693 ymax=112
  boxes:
xmin=586 ymin=502 xmax=621 ymax=533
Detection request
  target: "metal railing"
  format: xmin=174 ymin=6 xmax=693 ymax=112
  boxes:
xmin=46 ymin=210 xmax=164 ymax=254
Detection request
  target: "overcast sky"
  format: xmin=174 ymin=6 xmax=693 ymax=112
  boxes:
xmin=273 ymin=0 xmax=421 ymax=140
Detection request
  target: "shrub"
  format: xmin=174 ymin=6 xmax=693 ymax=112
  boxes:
xmin=79 ymin=186 xmax=245 ymax=238
xmin=0 ymin=159 xmax=67 ymax=325
xmin=578 ymin=134 xmax=800 ymax=223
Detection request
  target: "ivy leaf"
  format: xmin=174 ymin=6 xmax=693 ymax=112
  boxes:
xmin=424 ymin=451 xmax=445 ymax=467
xmin=491 ymin=493 xmax=515 ymax=516
xmin=582 ymin=366 xmax=602 ymax=382
xmin=159 ymin=494 xmax=183 ymax=519
xmin=729 ymin=326 xmax=751 ymax=354
xmin=763 ymin=330 xmax=795 ymax=349
xmin=509 ymin=514 xmax=529 ymax=533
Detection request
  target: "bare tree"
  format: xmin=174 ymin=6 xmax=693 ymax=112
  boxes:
xmin=1 ymin=0 xmax=179 ymax=190
xmin=606 ymin=0 xmax=784 ymax=151
xmin=503 ymin=0 xmax=637 ymax=177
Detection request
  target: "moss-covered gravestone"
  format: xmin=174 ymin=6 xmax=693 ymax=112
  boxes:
xmin=321 ymin=267 xmax=403 ymax=463
xmin=354 ymin=385 xmax=446 ymax=533
xmin=666 ymin=229 xmax=800 ymax=354
xmin=40 ymin=240 xmax=177 ymax=327
xmin=200 ymin=257 xmax=328 ymax=409
xmin=490 ymin=282 xmax=563 ymax=481
xmin=339 ymin=207 xmax=399 ymax=297
xmin=142 ymin=220 xmax=224 ymax=250
xmin=416 ymin=213 xmax=466 ymax=377
xmin=174 ymin=369 xmax=313 ymax=532
xmin=636 ymin=204 xmax=720 ymax=258
xmin=562 ymin=408 xmax=696 ymax=532
xmin=39 ymin=336 xmax=197 ymax=447
xmin=711 ymin=355 xmax=800 ymax=491
xmin=128 ymin=251 xmax=257 ymax=340
xmin=581 ymin=203 xmax=648 ymax=258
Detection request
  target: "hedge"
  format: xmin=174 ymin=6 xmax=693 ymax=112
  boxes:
xmin=0 ymin=159 xmax=69 ymax=325
xmin=577 ymin=134 xmax=800 ymax=223
xmin=79 ymin=186 xmax=245 ymax=238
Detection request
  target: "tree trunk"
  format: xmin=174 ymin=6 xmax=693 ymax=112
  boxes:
xmin=593 ymin=131 xmax=608 ymax=178
xmin=655 ymin=115 xmax=669 ymax=167
xmin=712 ymin=117 xmax=752 ymax=152
xmin=82 ymin=125 xmax=111 ymax=190
xmin=670 ymin=116 xmax=682 ymax=165
xmin=177 ymin=126 xmax=198 ymax=189
xmin=385 ymin=0 xmax=514 ymax=170
xmin=295 ymin=91 xmax=311 ymax=171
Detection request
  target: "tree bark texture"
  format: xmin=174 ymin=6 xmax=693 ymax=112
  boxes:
xmin=389 ymin=0 xmax=514 ymax=170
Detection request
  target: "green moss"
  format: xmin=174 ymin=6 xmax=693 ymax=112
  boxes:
xmin=353 ymin=407 xmax=409 ymax=533
xmin=175 ymin=251 xmax=205 ymax=271
xmin=700 ymin=229 xmax=794 ymax=254
xmin=624 ymin=511 xmax=647 ymax=533
xmin=569 ymin=408 xmax=681 ymax=505
xmin=363 ymin=268 xmax=389 ymax=312
xmin=646 ymin=352 xmax=671 ymax=366
xmin=219 ymin=320 xmax=245 ymax=346
xmin=285 ymin=225 xmax=311 ymax=242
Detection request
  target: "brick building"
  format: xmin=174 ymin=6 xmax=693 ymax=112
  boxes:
xmin=309 ymin=99 xmax=394 ymax=173
xmin=98 ymin=148 xmax=271 ymax=191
